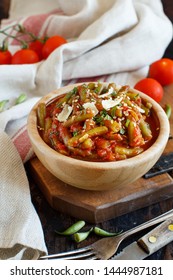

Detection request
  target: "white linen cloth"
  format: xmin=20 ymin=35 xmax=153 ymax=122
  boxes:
xmin=0 ymin=129 xmax=47 ymax=259
xmin=0 ymin=0 xmax=172 ymax=259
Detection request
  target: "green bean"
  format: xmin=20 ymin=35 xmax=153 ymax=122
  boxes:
xmin=37 ymin=103 xmax=46 ymax=129
xmin=120 ymin=85 xmax=130 ymax=92
xmin=145 ymin=101 xmax=152 ymax=109
xmin=73 ymin=228 xmax=93 ymax=243
xmin=127 ymin=120 xmax=136 ymax=146
xmin=79 ymin=86 xmax=87 ymax=102
xmin=49 ymin=133 xmax=69 ymax=155
xmin=84 ymin=82 xmax=104 ymax=97
xmin=81 ymin=138 xmax=94 ymax=149
xmin=126 ymin=91 xmax=139 ymax=100
xmin=141 ymin=102 xmax=152 ymax=116
xmin=45 ymin=117 xmax=52 ymax=131
xmin=108 ymin=82 xmax=117 ymax=92
xmin=68 ymin=131 xmax=89 ymax=147
xmin=110 ymin=106 xmax=116 ymax=118
xmin=55 ymin=220 xmax=85 ymax=236
xmin=115 ymin=107 xmax=123 ymax=118
xmin=0 ymin=94 xmax=27 ymax=113
xmin=139 ymin=119 xmax=152 ymax=140
xmin=0 ymin=100 xmax=9 ymax=112
xmin=104 ymin=119 xmax=120 ymax=132
xmin=68 ymin=146 xmax=92 ymax=157
xmin=127 ymin=120 xmax=145 ymax=146
xmin=83 ymin=126 xmax=108 ymax=137
xmin=94 ymin=83 xmax=104 ymax=94
xmin=125 ymin=118 xmax=130 ymax=127
xmin=63 ymin=112 xmax=94 ymax=127
xmin=94 ymin=227 xmax=122 ymax=237
xmin=56 ymin=87 xmax=78 ymax=108
xmin=87 ymin=82 xmax=95 ymax=90
xmin=164 ymin=104 xmax=172 ymax=119
xmin=123 ymin=98 xmax=133 ymax=108
xmin=43 ymin=117 xmax=52 ymax=144
xmin=68 ymin=126 xmax=108 ymax=147
xmin=15 ymin=93 xmax=27 ymax=104
xmin=58 ymin=123 xmax=71 ymax=146
xmin=115 ymin=146 xmax=143 ymax=157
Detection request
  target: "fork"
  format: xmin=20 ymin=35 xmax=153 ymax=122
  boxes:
xmin=40 ymin=208 xmax=173 ymax=260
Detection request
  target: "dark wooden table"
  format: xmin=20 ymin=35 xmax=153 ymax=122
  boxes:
xmin=1 ymin=0 xmax=173 ymax=260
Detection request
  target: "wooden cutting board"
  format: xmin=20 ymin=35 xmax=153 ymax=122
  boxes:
xmin=28 ymin=84 xmax=173 ymax=223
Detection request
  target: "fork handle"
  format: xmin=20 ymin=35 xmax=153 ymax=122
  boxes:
xmin=121 ymin=208 xmax=173 ymax=239
xmin=138 ymin=218 xmax=173 ymax=254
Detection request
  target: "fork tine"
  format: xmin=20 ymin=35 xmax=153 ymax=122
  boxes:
xmin=55 ymin=251 xmax=96 ymax=260
xmin=40 ymin=246 xmax=97 ymax=260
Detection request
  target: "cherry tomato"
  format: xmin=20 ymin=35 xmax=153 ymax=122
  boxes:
xmin=11 ymin=49 xmax=39 ymax=64
xmin=148 ymin=58 xmax=173 ymax=86
xmin=29 ymin=39 xmax=45 ymax=61
xmin=0 ymin=49 xmax=12 ymax=64
xmin=134 ymin=78 xmax=163 ymax=102
xmin=42 ymin=35 xmax=67 ymax=59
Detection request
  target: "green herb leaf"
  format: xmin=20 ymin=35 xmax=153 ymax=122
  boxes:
xmin=93 ymin=115 xmax=104 ymax=125
xmin=101 ymin=109 xmax=108 ymax=117
xmin=73 ymin=131 xmax=79 ymax=137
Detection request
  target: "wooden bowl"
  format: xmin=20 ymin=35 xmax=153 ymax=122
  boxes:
xmin=27 ymin=83 xmax=170 ymax=191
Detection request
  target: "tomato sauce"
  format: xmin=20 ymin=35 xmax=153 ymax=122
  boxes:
xmin=37 ymin=83 xmax=159 ymax=162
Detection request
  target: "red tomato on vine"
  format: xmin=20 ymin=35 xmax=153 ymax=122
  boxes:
xmin=29 ymin=39 xmax=45 ymax=61
xmin=148 ymin=58 xmax=173 ymax=86
xmin=134 ymin=78 xmax=163 ymax=103
xmin=11 ymin=49 xmax=39 ymax=64
xmin=0 ymin=49 xmax=12 ymax=64
xmin=42 ymin=35 xmax=67 ymax=59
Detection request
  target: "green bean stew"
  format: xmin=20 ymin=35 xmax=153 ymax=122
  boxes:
xmin=37 ymin=82 xmax=159 ymax=161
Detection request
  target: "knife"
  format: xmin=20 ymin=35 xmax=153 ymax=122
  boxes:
xmin=113 ymin=218 xmax=173 ymax=260
xmin=143 ymin=152 xmax=173 ymax=178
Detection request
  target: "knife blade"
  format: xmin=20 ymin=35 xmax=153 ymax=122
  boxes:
xmin=113 ymin=218 xmax=173 ymax=260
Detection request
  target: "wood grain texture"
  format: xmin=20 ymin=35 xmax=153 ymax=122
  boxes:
xmin=28 ymin=156 xmax=173 ymax=223
xmin=138 ymin=218 xmax=173 ymax=254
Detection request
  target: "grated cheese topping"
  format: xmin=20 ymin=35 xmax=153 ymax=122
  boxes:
xmin=83 ymin=102 xmax=99 ymax=116
xmin=57 ymin=104 xmax=73 ymax=122
xmin=102 ymin=96 xmax=123 ymax=110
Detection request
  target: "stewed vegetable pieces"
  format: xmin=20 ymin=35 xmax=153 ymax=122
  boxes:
xmin=37 ymin=82 xmax=159 ymax=162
